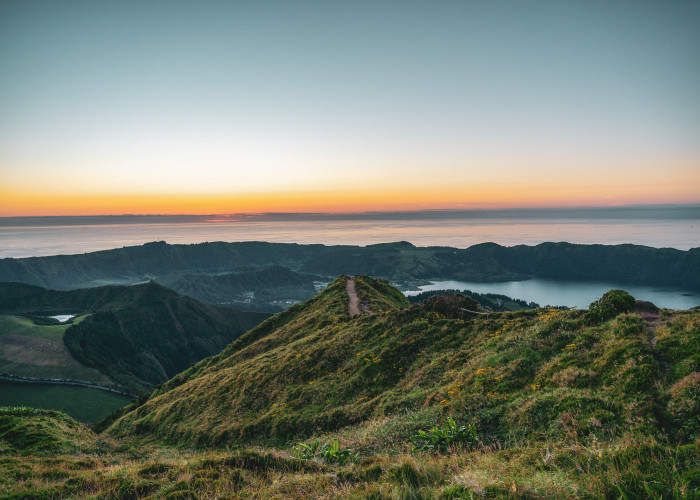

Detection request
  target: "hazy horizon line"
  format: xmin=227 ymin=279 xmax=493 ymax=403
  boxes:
xmin=1 ymin=204 xmax=699 ymax=227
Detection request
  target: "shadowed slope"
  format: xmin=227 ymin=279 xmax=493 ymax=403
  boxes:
xmin=0 ymin=281 xmax=269 ymax=394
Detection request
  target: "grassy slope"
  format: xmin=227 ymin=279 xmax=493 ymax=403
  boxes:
xmin=107 ymin=277 xmax=699 ymax=453
xmin=0 ymin=314 xmax=109 ymax=382
xmin=2 ymin=278 xmax=699 ymax=498
xmin=0 ymin=407 xmax=99 ymax=455
xmin=64 ymin=282 xmax=269 ymax=394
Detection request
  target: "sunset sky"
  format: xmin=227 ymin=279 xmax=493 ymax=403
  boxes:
xmin=1 ymin=1 xmax=699 ymax=216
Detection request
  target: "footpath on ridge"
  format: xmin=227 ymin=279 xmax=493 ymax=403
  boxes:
xmin=346 ymin=277 xmax=362 ymax=316
xmin=346 ymin=277 xmax=373 ymax=316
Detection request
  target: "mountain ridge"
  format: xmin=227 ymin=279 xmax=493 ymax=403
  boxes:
xmin=1 ymin=241 xmax=698 ymax=295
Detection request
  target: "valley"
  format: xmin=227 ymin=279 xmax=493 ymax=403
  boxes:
xmin=0 ymin=282 xmax=269 ymax=417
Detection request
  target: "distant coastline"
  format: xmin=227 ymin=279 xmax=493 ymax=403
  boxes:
xmin=2 ymin=204 xmax=700 ymax=226
xmin=1 ymin=207 xmax=699 ymax=259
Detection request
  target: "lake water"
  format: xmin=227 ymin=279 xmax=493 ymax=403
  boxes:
xmin=49 ymin=314 xmax=76 ymax=323
xmin=0 ymin=380 xmax=131 ymax=423
xmin=405 ymin=279 xmax=700 ymax=310
xmin=1 ymin=216 xmax=699 ymax=258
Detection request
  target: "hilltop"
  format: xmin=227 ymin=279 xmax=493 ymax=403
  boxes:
xmin=105 ymin=276 xmax=699 ymax=450
xmin=2 ymin=277 xmax=698 ymax=498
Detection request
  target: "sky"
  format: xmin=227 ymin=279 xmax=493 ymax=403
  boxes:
xmin=1 ymin=0 xmax=699 ymax=216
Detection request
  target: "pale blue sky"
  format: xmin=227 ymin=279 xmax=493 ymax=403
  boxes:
xmin=1 ymin=1 xmax=699 ymax=214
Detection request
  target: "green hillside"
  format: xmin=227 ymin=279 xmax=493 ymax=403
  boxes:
xmin=2 ymin=277 xmax=698 ymax=498
xmin=0 ymin=281 xmax=269 ymax=395
xmin=105 ymin=277 xmax=698 ymax=452
xmin=406 ymin=288 xmax=539 ymax=311
xmin=0 ymin=314 xmax=110 ymax=382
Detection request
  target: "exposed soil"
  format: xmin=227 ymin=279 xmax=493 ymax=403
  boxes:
xmin=634 ymin=300 xmax=661 ymax=322
xmin=346 ymin=278 xmax=361 ymax=317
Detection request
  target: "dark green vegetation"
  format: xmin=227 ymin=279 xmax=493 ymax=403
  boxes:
xmin=407 ymin=288 xmax=539 ymax=311
xmin=2 ymin=277 xmax=699 ymax=498
xmin=0 ymin=241 xmax=698 ymax=313
xmin=0 ymin=281 xmax=268 ymax=395
xmin=0 ymin=407 xmax=100 ymax=455
xmin=0 ymin=381 xmax=130 ymax=423
xmin=157 ymin=265 xmax=326 ymax=312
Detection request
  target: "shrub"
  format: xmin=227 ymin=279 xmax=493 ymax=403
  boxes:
xmin=585 ymin=290 xmax=635 ymax=325
xmin=411 ymin=417 xmax=477 ymax=453
xmin=292 ymin=438 xmax=320 ymax=460
xmin=319 ymin=438 xmax=359 ymax=465
xmin=292 ymin=438 xmax=359 ymax=465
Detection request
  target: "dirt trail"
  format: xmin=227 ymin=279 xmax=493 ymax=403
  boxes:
xmin=346 ymin=278 xmax=362 ymax=316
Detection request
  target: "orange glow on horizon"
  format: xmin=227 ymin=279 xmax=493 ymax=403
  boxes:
xmin=2 ymin=179 xmax=699 ymax=217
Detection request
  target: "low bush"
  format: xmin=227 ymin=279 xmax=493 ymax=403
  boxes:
xmin=411 ymin=417 xmax=477 ymax=453
xmin=585 ymin=290 xmax=635 ymax=324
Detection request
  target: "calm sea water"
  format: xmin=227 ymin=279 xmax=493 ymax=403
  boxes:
xmin=0 ymin=217 xmax=698 ymax=258
xmin=405 ymin=279 xmax=700 ymax=310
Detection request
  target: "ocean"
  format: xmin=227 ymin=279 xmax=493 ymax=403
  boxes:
xmin=1 ymin=212 xmax=698 ymax=259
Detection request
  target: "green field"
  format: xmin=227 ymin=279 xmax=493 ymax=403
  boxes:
xmin=0 ymin=381 xmax=131 ymax=423
xmin=0 ymin=315 xmax=111 ymax=383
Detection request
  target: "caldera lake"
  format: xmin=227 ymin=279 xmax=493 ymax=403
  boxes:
xmin=405 ymin=279 xmax=700 ymax=310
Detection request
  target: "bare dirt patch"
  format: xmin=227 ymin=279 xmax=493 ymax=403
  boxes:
xmin=634 ymin=300 xmax=661 ymax=322
xmin=346 ymin=278 xmax=361 ymax=317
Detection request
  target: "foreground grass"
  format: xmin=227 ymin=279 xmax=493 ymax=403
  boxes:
xmin=1 ymin=434 xmax=697 ymax=499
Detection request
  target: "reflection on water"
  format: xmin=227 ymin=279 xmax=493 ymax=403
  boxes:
xmin=406 ymin=279 xmax=700 ymax=310
xmin=0 ymin=218 xmax=698 ymax=258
